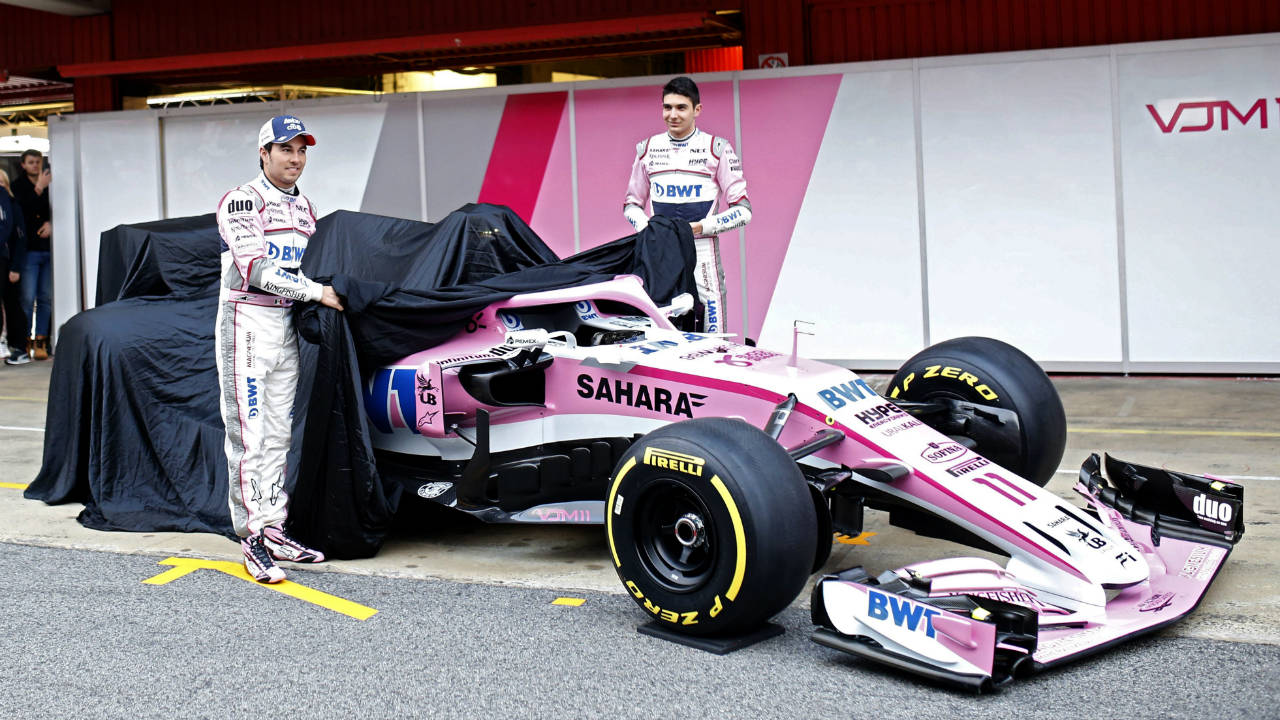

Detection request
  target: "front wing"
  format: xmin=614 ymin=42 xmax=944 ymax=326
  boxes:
xmin=811 ymin=454 xmax=1245 ymax=691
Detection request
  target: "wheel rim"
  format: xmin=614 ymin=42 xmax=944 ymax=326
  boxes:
xmin=634 ymin=478 xmax=716 ymax=592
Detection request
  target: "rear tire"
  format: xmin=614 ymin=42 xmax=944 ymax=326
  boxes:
xmin=607 ymin=418 xmax=817 ymax=636
xmin=887 ymin=336 xmax=1066 ymax=486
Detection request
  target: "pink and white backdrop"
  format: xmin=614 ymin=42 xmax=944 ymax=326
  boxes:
xmin=50 ymin=32 xmax=1280 ymax=372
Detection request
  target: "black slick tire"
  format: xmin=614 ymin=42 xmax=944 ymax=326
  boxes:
xmin=887 ymin=336 xmax=1066 ymax=486
xmin=606 ymin=417 xmax=816 ymax=637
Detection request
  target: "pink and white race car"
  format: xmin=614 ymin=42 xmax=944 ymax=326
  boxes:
xmin=363 ymin=275 xmax=1244 ymax=691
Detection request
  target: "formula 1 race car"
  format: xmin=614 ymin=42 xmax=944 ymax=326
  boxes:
xmin=363 ymin=275 xmax=1245 ymax=691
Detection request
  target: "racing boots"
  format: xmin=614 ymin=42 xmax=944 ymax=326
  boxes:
xmin=242 ymin=533 xmax=286 ymax=583
xmin=262 ymin=525 xmax=326 ymax=563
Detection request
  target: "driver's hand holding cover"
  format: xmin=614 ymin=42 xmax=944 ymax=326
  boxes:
xmin=215 ymin=171 xmax=321 ymax=544
xmin=217 ymin=175 xmax=323 ymax=304
xmin=623 ymin=129 xmax=751 ymax=333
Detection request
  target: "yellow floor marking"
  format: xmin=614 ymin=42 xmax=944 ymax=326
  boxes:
xmin=0 ymin=482 xmax=29 ymax=490
xmin=834 ymin=531 xmax=877 ymax=546
xmin=552 ymin=597 xmax=586 ymax=607
xmin=1068 ymin=427 xmax=1280 ymax=438
xmin=0 ymin=396 xmax=46 ymax=402
xmin=144 ymin=557 xmax=378 ymax=621
xmin=142 ymin=564 xmax=201 ymax=584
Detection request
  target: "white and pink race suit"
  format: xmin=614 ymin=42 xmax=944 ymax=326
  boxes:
xmin=215 ymin=172 xmax=323 ymax=538
xmin=624 ymin=128 xmax=751 ymax=333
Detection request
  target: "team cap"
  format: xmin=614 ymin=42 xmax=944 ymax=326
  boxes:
xmin=258 ymin=115 xmax=316 ymax=148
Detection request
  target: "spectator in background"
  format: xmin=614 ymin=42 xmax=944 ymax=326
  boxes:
xmin=0 ymin=169 xmax=30 ymax=366
xmin=13 ymin=149 xmax=52 ymax=360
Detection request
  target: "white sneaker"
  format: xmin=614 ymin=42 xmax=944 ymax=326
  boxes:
xmin=263 ymin=525 xmax=326 ymax=563
xmin=241 ymin=534 xmax=286 ymax=583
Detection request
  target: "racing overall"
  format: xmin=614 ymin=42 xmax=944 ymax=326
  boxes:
xmin=215 ymin=172 xmax=322 ymax=538
xmin=624 ymin=128 xmax=751 ymax=333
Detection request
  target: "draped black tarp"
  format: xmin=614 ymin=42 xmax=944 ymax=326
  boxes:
xmin=26 ymin=204 xmax=695 ymax=558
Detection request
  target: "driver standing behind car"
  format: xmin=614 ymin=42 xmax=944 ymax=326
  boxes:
xmin=624 ymin=76 xmax=752 ymax=334
xmin=215 ymin=115 xmax=344 ymax=583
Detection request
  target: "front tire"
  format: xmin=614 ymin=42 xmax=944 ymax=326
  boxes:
xmin=607 ymin=418 xmax=816 ymax=637
xmin=887 ymin=336 xmax=1066 ymax=486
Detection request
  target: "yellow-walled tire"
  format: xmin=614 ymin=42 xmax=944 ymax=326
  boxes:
xmin=606 ymin=418 xmax=817 ymax=637
xmin=887 ymin=336 xmax=1066 ymax=487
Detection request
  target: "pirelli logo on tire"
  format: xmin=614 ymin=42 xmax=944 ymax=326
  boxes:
xmin=642 ymin=447 xmax=705 ymax=477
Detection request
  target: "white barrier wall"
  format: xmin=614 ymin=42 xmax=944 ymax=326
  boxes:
xmin=48 ymin=33 xmax=1280 ymax=373
xmin=1117 ymin=43 xmax=1280 ymax=367
xmin=918 ymin=54 xmax=1123 ymax=365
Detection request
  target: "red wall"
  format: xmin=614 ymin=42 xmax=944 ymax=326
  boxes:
xmin=0 ymin=7 xmax=110 ymax=70
xmin=105 ymin=0 xmax=736 ymax=60
xmin=685 ymin=46 xmax=745 ymax=72
xmin=745 ymin=0 xmax=1280 ymax=67
xmin=6 ymin=0 xmax=1280 ymax=111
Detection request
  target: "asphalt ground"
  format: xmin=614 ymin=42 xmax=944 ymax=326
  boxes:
xmin=1 ymin=360 xmax=1278 ymax=717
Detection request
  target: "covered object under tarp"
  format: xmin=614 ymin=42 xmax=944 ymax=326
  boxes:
xmin=25 ymin=205 xmax=696 ymax=558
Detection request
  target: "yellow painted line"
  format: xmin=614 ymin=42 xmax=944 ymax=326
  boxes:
xmin=1068 ymin=427 xmax=1280 ymax=438
xmin=142 ymin=565 xmax=201 ymax=585
xmin=833 ymin=531 xmax=877 ymax=546
xmin=145 ymin=557 xmax=378 ymax=620
xmin=0 ymin=482 xmax=29 ymax=490
xmin=0 ymin=396 xmax=45 ymax=402
xmin=552 ymin=597 xmax=586 ymax=607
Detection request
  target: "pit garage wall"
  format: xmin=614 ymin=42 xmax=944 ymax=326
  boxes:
xmin=49 ymin=33 xmax=1280 ymax=373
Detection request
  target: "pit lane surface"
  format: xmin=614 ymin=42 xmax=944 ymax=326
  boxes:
xmin=2 ymin=542 xmax=1277 ymax=719
xmin=1 ymin=362 xmax=1278 ymax=716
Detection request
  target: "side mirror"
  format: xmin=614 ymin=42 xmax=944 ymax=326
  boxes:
xmin=659 ymin=293 xmax=694 ymax=318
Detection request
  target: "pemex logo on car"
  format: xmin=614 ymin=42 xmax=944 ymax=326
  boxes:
xmin=642 ymin=447 xmax=705 ymax=477
xmin=921 ymin=441 xmax=966 ymax=464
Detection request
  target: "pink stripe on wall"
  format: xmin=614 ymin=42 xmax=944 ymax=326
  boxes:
xmin=529 ymin=99 xmax=575 ymax=258
xmin=573 ymin=80 xmax=737 ymax=312
xmin=738 ymin=75 xmax=841 ymax=340
xmin=574 ymin=84 xmax=661 ymax=250
xmin=478 ymin=91 xmax=568 ymax=224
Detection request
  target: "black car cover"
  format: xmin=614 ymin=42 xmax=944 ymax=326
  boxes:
xmin=25 ymin=204 xmax=695 ymax=558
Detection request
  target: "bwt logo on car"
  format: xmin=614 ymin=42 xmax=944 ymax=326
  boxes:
xmin=818 ymin=379 xmax=878 ymax=410
xmin=245 ymin=377 xmax=259 ymax=418
xmin=1147 ymin=98 xmax=1272 ymax=133
xmin=866 ymin=589 xmax=941 ymax=638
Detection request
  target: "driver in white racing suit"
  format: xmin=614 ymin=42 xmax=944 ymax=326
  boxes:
xmin=624 ymin=76 xmax=751 ymax=334
xmin=216 ymin=115 xmax=345 ymax=583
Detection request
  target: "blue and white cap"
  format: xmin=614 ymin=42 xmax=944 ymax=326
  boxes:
xmin=258 ymin=115 xmax=316 ymax=148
